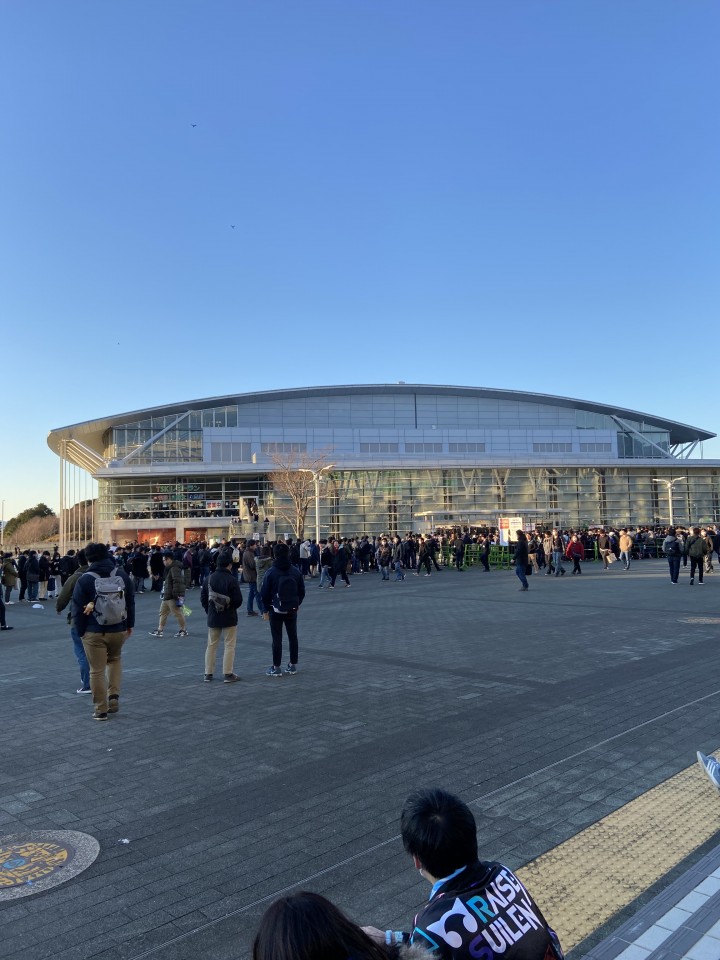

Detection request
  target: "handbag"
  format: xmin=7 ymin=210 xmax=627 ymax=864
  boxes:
xmin=607 ymin=552 xmax=616 ymax=564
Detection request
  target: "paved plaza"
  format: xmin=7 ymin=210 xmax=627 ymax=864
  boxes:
xmin=2 ymin=558 xmax=720 ymax=960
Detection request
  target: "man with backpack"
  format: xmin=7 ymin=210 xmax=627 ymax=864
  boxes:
xmin=200 ymin=549 xmax=243 ymax=683
xmin=260 ymin=541 xmax=305 ymax=677
xmin=71 ymin=542 xmax=135 ymax=721
xmin=662 ymin=527 xmax=683 ymax=583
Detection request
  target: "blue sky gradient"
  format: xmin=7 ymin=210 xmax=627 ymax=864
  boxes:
xmin=2 ymin=0 xmax=718 ymax=521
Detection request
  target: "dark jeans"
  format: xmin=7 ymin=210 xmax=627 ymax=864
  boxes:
xmin=572 ymin=557 xmax=582 ymax=574
xmin=19 ymin=577 xmax=27 ymax=601
xmin=0 ymin=595 xmax=6 ymax=626
xmin=515 ymin=562 xmax=528 ymax=588
xmin=332 ymin=568 xmax=350 ymax=586
xmin=269 ymin=612 xmax=298 ymax=667
xmin=690 ymin=557 xmax=704 ymax=582
xmin=668 ymin=556 xmax=681 ymax=583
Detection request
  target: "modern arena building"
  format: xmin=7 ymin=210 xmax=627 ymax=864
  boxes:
xmin=47 ymin=384 xmax=719 ymax=546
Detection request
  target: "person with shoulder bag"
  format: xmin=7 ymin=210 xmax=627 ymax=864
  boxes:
xmin=200 ymin=549 xmax=243 ymax=683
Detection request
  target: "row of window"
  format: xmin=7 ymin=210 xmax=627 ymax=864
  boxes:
xmin=214 ymin=440 xmax=614 ymax=460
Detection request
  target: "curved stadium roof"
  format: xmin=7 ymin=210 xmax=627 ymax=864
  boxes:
xmin=47 ymin=383 xmax=715 ymax=456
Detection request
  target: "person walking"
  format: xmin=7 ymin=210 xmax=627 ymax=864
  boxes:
xmin=686 ymin=527 xmax=708 ymax=585
xmin=200 ymin=549 xmax=243 ymax=683
xmin=551 ymin=531 xmax=566 ymax=577
xmin=514 ymin=530 xmax=530 ymax=591
xmin=318 ymin=540 xmax=334 ymax=588
xmin=242 ymin=540 xmax=262 ymax=616
xmin=662 ymin=527 xmax=683 ymax=584
xmin=332 ymin=540 xmax=351 ymax=588
xmin=70 ymin=542 xmax=135 ymax=721
xmin=377 ymin=539 xmax=392 ymax=580
xmin=597 ymin=531 xmax=612 ymax=570
xmin=149 ymin=551 xmax=188 ymax=636
xmin=413 ymin=537 xmax=433 ymax=577
xmin=619 ymin=529 xmax=634 ymax=570
xmin=566 ymin=534 xmax=585 ymax=574
xmin=392 ymin=536 xmax=405 ymax=581
xmin=260 ymin=541 xmax=305 ymax=677
xmin=528 ymin=534 xmax=541 ymax=575
xmin=56 ymin=549 xmax=91 ymax=693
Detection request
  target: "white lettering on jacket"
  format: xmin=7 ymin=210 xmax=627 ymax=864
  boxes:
xmin=426 ymin=897 xmax=479 ymax=948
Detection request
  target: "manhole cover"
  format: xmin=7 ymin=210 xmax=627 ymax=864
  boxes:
xmin=0 ymin=831 xmax=99 ymax=901
xmin=0 ymin=841 xmax=73 ymax=887
xmin=678 ymin=618 xmax=720 ymax=624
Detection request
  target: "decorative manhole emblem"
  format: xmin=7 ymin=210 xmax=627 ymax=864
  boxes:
xmin=0 ymin=831 xmax=100 ymax=901
xmin=678 ymin=617 xmax=720 ymax=624
xmin=0 ymin=841 xmax=74 ymax=888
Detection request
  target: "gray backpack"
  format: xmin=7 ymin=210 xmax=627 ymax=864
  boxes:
xmin=88 ymin=568 xmax=127 ymax=626
xmin=207 ymin=572 xmax=232 ymax=614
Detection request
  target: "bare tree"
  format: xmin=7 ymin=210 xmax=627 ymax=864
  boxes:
xmin=268 ymin=450 xmax=334 ymax=540
xmin=13 ymin=515 xmax=59 ymax=548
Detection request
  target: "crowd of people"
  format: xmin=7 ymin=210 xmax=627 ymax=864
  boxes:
xmin=2 ymin=523 xmax=719 ymax=716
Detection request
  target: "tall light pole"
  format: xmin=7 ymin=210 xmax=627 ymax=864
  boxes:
xmin=652 ymin=477 xmax=686 ymax=528
xmin=299 ymin=465 xmax=334 ymax=541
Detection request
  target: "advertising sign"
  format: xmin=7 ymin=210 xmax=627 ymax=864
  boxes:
xmin=497 ymin=517 xmax=524 ymax=546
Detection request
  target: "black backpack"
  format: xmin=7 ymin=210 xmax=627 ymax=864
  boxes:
xmin=665 ymin=539 xmax=681 ymax=557
xmin=272 ymin=570 xmax=300 ymax=614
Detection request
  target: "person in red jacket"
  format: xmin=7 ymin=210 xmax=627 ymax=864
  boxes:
xmin=565 ymin=534 xmax=585 ymax=575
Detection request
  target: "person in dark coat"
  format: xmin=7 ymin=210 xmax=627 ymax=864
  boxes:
xmin=149 ymin=545 xmax=164 ymax=591
xmin=200 ymin=550 xmax=243 ymax=683
xmin=513 ymin=530 xmax=529 ymax=591
xmin=260 ymin=541 xmax=305 ymax=677
xmin=25 ymin=550 xmax=41 ymax=602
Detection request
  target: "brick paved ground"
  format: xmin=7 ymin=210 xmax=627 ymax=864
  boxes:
xmin=1 ymin=558 xmax=720 ymax=960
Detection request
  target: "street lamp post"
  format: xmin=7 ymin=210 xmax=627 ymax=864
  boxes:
xmin=652 ymin=478 xmax=686 ymax=528
xmin=299 ymin=465 xmax=335 ymax=541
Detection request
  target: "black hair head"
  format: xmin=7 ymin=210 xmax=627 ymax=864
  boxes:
xmin=400 ymin=787 xmax=477 ymax=878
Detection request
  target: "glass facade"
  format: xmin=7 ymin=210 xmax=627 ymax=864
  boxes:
xmin=52 ymin=388 xmax=715 ymax=542
xmin=97 ymin=466 xmax=720 ymax=535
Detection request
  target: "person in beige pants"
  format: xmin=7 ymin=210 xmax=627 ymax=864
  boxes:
xmin=149 ymin=552 xmax=188 ymax=637
xmin=200 ymin=550 xmax=243 ymax=682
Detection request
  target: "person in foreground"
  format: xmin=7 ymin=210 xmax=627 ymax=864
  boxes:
xmin=697 ymin=751 xmax=720 ymax=791
xmin=252 ymin=891 xmax=426 ymax=960
xmin=367 ymin=787 xmax=564 ymax=959
xmin=71 ymin=542 xmax=135 ymax=721
xmin=200 ymin=549 xmax=243 ymax=683
xmin=259 ymin=541 xmax=305 ymax=677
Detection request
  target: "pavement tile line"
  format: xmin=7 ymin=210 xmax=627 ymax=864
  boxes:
xmin=123 ymin=693 xmax=720 ymax=960
xmin=519 ymin=754 xmax=720 ymax=954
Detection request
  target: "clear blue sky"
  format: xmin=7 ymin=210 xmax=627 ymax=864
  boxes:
xmin=2 ymin=0 xmax=718 ymax=522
